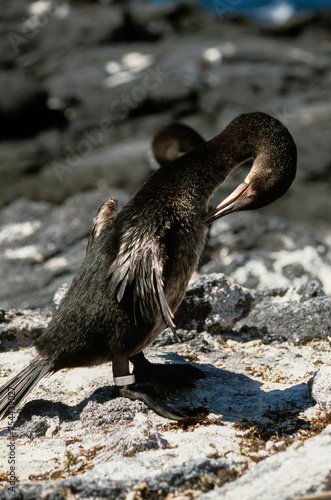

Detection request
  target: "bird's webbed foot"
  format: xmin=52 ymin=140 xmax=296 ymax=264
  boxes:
xmin=112 ymin=354 xmax=184 ymax=420
xmin=131 ymin=352 xmax=205 ymax=389
xmin=112 ymin=384 xmax=185 ymax=420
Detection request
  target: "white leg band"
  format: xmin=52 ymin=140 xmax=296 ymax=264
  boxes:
xmin=114 ymin=374 xmax=136 ymax=386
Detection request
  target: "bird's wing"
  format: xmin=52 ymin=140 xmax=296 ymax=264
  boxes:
xmin=86 ymin=198 xmax=118 ymax=253
xmin=107 ymin=232 xmax=178 ymax=339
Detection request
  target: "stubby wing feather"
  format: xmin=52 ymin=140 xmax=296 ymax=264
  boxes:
xmin=87 ymin=198 xmax=118 ymax=253
xmin=107 ymin=233 xmax=179 ymax=340
xmin=150 ymin=245 xmax=180 ymax=341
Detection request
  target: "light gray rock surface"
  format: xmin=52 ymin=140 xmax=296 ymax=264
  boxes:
xmin=0 ymin=274 xmax=331 ymax=499
xmin=201 ymin=213 xmax=331 ymax=295
xmin=1 ymin=1 xmax=331 ymax=498
xmin=201 ymin=424 xmax=331 ymax=500
xmin=1 ymin=192 xmax=331 ymax=310
xmin=0 ymin=189 xmax=128 ymax=309
xmin=311 ymin=366 xmax=331 ymax=413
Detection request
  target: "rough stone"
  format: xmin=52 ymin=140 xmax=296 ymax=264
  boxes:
xmin=311 ymin=366 xmax=331 ymax=413
xmin=1 ymin=1 xmax=331 ymax=498
xmin=0 ymin=308 xmax=51 ymax=351
xmin=1 ymin=194 xmax=331 ymax=311
xmin=0 ymin=328 xmax=330 ymax=499
xmin=0 ymin=189 xmax=128 ymax=309
xmin=236 ymin=282 xmax=331 ymax=344
xmin=0 ymin=0 xmax=330 ymax=229
xmin=201 ymin=213 xmax=331 ymax=295
xmin=201 ymin=424 xmax=331 ymax=500
xmin=175 ymin=274 xmax=253 ymax=333
xmin=0 ymin=71 xmax=65 ymax=139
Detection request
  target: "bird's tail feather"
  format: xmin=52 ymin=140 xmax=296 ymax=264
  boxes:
xmin=0 ymin=356 xmax=52 ymax=420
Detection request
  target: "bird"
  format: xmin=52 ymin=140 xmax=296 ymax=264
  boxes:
xmin=151 ymin=121 xmax=205 ymax=166
xmin=0 ymin=112 xmax=297 ymax=421
xmin=86 ymin=123 xmax=205 ymax=353
xmin=86 ymin=122 xmax=205 ymax=254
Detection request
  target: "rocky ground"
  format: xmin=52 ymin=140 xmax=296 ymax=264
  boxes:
xmin=1 ymin=0 xmax=331 ymax=499
xmin=0 ymin=274 xmax=331 ymax=499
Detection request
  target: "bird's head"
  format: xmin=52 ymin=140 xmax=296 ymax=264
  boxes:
xmin=204 ymin=112 xmax=297 ymax=224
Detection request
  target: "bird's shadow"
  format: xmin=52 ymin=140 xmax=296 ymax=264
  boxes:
xmin=161 ymin=352 xmax=314 ymax=426
xmin=0 ymin=353 xmax=314 ymax=435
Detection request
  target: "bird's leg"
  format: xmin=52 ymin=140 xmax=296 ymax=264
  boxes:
xmin=132 ymin=352 xmax=205 ymax=389
xmin=112 ymin=354 xmax=184 ymax=420
xmin=112 ymin=354 xmax=136 ymax=386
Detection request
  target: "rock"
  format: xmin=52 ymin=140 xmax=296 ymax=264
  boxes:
xmin=0 ymin=130 xmax=63 ymax=206
xmin=2 ymin=1 xmax=124 ymax=60
xmin=0 ymin=308 xmax=50 ymax=351
xmin=0 ymin=71 xmax=65 ymax=139
xmin=110 ymin=11 xmax=162 ymax=43
xmin=311 ymin=366 xmax=331 ymax=413
xmin=201 ymin=425 xmax=331 ymax=500
xmin=0 ymin=130 xmax=62 ymax=179
xmin=262 ymin=9 xmax=331 ymax=37
xmin=236 ymin=282 xmax=331 ymax=344
xmin=0 ymin=189 xmax=128 ymax=309
xmin=0 ymin=320 xmax=330 ymax=498
xmin=0 ymin=0 xmax=330 ymax=229
xmin=1 ymin=190 xmax=330 ymax=311
xmin=1 ymin=270 xmax=331 ymax=498
xmin=175 ymin=274 xmax=253 ymax=333
xmin=1 ymin=1 xmax=331 ymax=498
xmin=201 ymin=213 xmax=331 ymax=295
xmin=46 ymin=137 xmax=154 ymax=202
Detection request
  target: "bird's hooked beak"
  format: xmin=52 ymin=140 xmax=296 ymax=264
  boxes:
xmin=204 ymin=180 xmax=251 ymax=224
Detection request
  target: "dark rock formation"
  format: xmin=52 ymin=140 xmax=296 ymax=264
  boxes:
xmin=0 ymin=272 xmax=330 ymax=498
xmin=1 ymin=1 xmax=331 ymax=498
xmin=0 ymin=0 xmax=330 ymax=231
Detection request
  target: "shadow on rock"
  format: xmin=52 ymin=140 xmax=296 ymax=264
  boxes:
xmin=2 ymin=354 xmax=314 ymax=439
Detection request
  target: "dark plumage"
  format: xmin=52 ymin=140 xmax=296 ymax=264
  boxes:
xmin=152 ymin=122 xmax=205 ymax=166
xmin=87 ymin=122 xmax=204 ymax=256
xmin=0 ymin=112 xmax=297 ymax=421
xmin=86 ymin=198 xmax=118 ymax=254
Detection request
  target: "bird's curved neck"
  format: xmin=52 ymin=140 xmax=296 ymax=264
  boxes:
xmin=167 ymin=130 xmax=255 ymax=202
